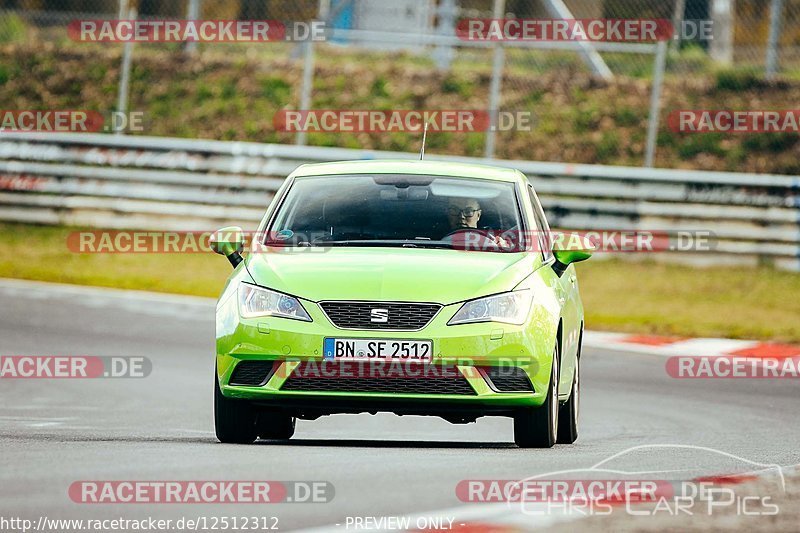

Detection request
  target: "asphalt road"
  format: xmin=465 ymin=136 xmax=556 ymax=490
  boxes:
xmin=1 ymin=279 xmax=799 ymax=531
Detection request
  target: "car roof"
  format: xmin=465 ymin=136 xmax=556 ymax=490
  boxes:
xmin=289 ymin=159 xmax=523 ymax=183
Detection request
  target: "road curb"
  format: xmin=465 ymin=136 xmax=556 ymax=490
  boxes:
xmin=584 ymin=331 xmax=800 ymax=359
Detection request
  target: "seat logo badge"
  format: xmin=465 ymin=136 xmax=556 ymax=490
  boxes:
xmin=370 ymin=308 xmax=389 ymax=323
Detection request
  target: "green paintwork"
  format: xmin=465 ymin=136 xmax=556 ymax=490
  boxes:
xmin=209 ymin=226 xmax=244 ymax=257
xmin=246 ymin=248 xmax=535 ymax=303
xmin=215 ymin=160 xmax=587 ymax=414
xmin=553 ymin=234 xmax=595 ymax=266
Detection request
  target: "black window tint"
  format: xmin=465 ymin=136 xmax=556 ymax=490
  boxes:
xmin=266 ymin=174 xmax=523 ymax=251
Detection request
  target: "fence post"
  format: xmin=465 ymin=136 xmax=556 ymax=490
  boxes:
xmin=644 ymin=40 xmax=668 ymax=168
xmin=670 ymin=0 xmax=686 ymax=53
xmin=184 ymin=0 xmax=201 ymax=55
xmin=484 ymin=0 xmax=505 ymax=159
xmin=296 ymin=0 xmax=330 ymax=146
xmin=432 ymin=0 xmax=457 ymax=70
xmin=709 ymin=0 xmax=734 ymax=65
xmin=296 ymin=41 xmax=314 ymax=146
xmin=766 ymin=0 xmax=783 ymax=80
xmin=116 ymin=7 xmax=136 ymax=136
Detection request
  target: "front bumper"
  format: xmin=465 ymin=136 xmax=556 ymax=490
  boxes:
xmin=216 ymin=291 xmax=557 ymax=413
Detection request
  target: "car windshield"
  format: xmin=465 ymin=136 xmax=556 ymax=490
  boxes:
xmin=266 ymin=174 xmax=523 ymax=251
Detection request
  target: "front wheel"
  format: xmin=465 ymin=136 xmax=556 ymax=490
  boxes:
xmin=214 ymin=369 xmax=258 ymax=444
xmin=514 ymin=341 xmax=559 ymax=448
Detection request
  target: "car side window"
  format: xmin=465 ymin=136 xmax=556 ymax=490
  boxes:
xmin=528 ymin=184 xmax=554 ymax=262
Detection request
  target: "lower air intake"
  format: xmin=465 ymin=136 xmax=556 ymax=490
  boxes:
xmin=229 ymin=361 xmax=276 ymax=386
xmin=481 ymin=366 xmax=534 ymax=392
xmin=281 ymin=362 xmax=476 ymax=395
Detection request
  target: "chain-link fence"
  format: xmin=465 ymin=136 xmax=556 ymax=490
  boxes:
xmin=2 ymin=0 xmax=800 ymax=170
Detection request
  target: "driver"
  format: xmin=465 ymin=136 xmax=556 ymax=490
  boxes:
xmin=445 ymin=197 xmax=510 ymax=248
xmin=447 ymin=197 xmax=482 ymax=231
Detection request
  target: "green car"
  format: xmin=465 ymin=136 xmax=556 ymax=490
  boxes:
xmin=211 ymin=160 xmax=593 ymax=448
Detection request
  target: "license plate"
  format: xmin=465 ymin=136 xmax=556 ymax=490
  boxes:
xmin=323 ymin=338 xmax=433 ymax=363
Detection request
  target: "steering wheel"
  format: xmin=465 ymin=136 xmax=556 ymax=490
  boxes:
xmin=443 ymin=227 xmax=494 ymax=239
xmin=443 ymin=227 xmax=504 ymax=250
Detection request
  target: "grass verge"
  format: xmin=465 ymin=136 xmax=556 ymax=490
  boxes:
xmin=2 ymin=223 xmax=798 ymax=343
xmin=4 ymin=42 xmax=800 ymax=172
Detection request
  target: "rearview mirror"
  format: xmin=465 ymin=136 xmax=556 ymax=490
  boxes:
xmin=552 ymin=233 xmax=594 ymax=274
xmin=209 ymin=226 xmax=244 ymax=267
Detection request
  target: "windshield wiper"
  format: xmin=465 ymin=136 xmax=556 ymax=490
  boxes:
xmin=402 ymin=242 xmax=452 ymax=249
xmin=312 ymin=240 xmax=453 ymax=249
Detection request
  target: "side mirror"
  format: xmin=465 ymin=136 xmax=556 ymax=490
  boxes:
xmin=552 ymin=234 xmax=594 ymax=276
xmin=209 ymin=226 xmax=244 ymax=268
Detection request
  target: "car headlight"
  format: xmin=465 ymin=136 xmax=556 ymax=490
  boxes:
xmin=238 ymin=283 xmax=312 ymax=322
xmin=447 ymin=290 xmax=533 ymax=326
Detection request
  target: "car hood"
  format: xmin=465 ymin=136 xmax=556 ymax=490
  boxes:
xmin=245 ymin=247 xmax=534 ymax=303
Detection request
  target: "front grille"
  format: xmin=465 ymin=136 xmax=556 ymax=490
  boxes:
xmin=319 ymin=301 xmax=441 ymax=330
xmin=480 ymin=366 xmax=534 ymax=392
xmin=281 ymin=362 xmax=476 ymax=395
xmin=229 ymin=361 xmax=276 ymax=386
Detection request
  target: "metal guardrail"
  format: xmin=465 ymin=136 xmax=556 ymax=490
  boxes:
xmin=0 ymin=132 xmax=798 ymax=270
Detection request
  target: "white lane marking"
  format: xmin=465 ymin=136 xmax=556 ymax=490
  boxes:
xmin=0 ymin=416 xmax=99 ymax=430
xmin=0 ymin=278 xmax=214 ymax=318
xmin=0 ymin=416 xmax=76 ymax=421
xmin=3 ymin=405 xmax=100 ymax=411
xmin=0 ymin=416 xmax=90 ymax=429
xmin=0 ymin=278 xmax=215 ymax=306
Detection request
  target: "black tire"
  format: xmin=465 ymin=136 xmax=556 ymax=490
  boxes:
xmin=214 ymin=369 xmax=258 ymax=444
xmin=557 ymin=354 xmax=579 ymax=444
xmin=514 ymin=340 xmax=559 ymax=448
xmin=257 ymin=410 xmax=296 ymax=441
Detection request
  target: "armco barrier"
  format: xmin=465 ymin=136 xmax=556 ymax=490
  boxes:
xmin=0 ymin=132 xmax=798 ymax=270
